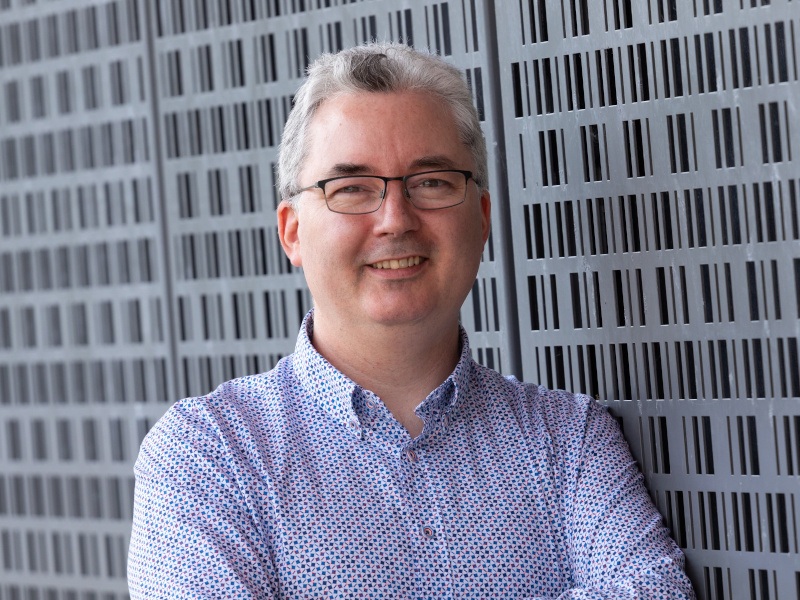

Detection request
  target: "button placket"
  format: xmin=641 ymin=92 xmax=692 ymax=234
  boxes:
xmin=347 ymin=417 xmax=366 ymax=440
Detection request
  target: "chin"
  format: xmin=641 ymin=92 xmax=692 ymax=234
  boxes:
xmin=363 ymin=305 xmax=433 ymax=328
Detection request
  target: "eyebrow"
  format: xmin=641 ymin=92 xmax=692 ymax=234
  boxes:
xmin=323 ymin=163 xmax=372 ymax=178
xmin=323 ymin=155 xmax=460 ymax=179
xmin=409 ymin=155 xmax=459 ymax=171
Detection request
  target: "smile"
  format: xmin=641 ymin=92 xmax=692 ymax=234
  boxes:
xmin=370 ymin=256 xmax=423 ymax=270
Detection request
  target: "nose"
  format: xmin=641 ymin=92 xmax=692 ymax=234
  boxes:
xmin=374 ymin=179 xmax=420 ymax=235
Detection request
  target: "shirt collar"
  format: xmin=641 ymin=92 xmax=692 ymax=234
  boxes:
xmin=292 ymin=310 xmax=474 ymax=436
xmin=293 ymin=311 xmax=360 ymax=433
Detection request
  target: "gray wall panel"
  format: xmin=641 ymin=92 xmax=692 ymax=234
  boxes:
xmin=1 ymin=0 xmax=798 ymax=597
xmin=494 ymin=0 xmax=800 ymax=596
xmin=0 ymin=0 xmax=170 ymax=597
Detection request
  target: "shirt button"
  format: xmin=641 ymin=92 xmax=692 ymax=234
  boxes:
xmin=366 ymin=397 xmax=379 ymax=410
xmin=406 ymin=448 xmax=419 ymax=463
xmin=443 ymin=413 xmax=451 ymax=428
xmin=421 ymin=526 xmax=435 ymax=539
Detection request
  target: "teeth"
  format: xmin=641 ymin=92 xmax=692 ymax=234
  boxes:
xmin=372 ymin=256 xmax=422 ymax=270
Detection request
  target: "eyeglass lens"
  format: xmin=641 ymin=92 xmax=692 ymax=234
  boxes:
xmin=323 ymin=170 xmax=468 ymax=214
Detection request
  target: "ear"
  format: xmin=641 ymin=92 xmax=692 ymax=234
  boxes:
xmin=277 ymin=200 xmax=303 ymax=267
xmin=480 ymin=190 xmax=492 ymax=245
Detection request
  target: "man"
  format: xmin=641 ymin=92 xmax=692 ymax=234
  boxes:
xmin=128 ymin=43 xmax=695 ymax=598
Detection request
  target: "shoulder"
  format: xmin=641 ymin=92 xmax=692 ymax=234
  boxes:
xmin=135 ymin=355 xmax=297 ymax=478
xmin=469 ymin=361 xmax=610 ymax=444
xmin=473 ymin=361 xmax=597 ymax=415
xmin=158 ymin=356 xmax=293 ymax=435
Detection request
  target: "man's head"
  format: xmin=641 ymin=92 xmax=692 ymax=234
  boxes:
xmin=276 ymin=43 xmax=491 ymax=341
xmin=277 ymin=42 xmax=488 ymax=204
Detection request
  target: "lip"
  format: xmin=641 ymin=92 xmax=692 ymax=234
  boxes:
xmin=366 ymin=255 xmax=427 ymax=277
xmin=369 ymin=255 xmax=424 ymax=270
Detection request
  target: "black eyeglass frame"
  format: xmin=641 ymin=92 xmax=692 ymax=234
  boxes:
xmin=292 ymin=169 xmax=476 ymax=215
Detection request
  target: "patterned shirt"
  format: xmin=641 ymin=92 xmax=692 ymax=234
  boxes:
xmin=128 ymin=313 xmax=694 ymax=599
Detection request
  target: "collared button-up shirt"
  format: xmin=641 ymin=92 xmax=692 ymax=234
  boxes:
xmin=128 ymin=313 xmax=694 ymax=599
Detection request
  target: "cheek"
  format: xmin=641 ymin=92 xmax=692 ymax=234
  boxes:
xmin=451 ymin=219 xmax=486 ymax=278
xmin=298 ymin=220 xmax=358 ymax=272
xmin=457 ymin=212 xmax=487 ymax=249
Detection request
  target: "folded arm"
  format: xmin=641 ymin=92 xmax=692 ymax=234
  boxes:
xmin=547 ymin=399 xmax=695 ymax=599
xmin=127 ymin=404 xmax=277 ymax=599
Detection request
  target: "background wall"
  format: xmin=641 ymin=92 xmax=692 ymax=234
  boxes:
xmin=0 ymin=0 xmax=797 ymax=598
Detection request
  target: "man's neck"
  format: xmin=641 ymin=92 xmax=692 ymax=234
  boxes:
xmin=310 ymin=312 xmax=461 ymax=437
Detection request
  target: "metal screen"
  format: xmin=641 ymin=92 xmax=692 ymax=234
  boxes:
xmin=0 ymin=0 xmax=798 ymax=598
xmin=495 ymin=1 xmax=800 ymax=595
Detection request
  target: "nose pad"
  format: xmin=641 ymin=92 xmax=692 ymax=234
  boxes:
xmin=382 ymin=180 xmax=411 ymax=202
xmin=375 ymin=180 xmax=419 ymax=233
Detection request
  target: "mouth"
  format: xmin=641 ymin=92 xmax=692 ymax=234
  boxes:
xmin=369 ymin=256 xmax=423 ymax=270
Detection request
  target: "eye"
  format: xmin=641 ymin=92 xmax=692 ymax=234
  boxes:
xmin=328 ymin=182 xmax=375 ymax=196
xmin=338 ymin=184 xmax=369 ymax=194
xmin=325 ymin=177 xmax=384 ymax=197
xmin=413 ymin=177 xmax=452 ymax=189
xmin=422 ymin=178 xmax=445 ymax=187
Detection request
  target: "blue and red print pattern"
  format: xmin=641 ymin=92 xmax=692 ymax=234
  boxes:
xmin=128 ymin=312 xmax=695 ymax=599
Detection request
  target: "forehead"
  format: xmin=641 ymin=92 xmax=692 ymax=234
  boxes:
xmin=302 ymin=91 xmax=472 ymax=177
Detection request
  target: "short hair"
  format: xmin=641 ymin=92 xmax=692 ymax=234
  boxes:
xmin=277 ymin=42 xmax=488 ymax=204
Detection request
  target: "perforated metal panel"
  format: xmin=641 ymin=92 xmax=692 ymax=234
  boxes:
xmin=0 ymin=0 xmax=798 ymax=598
xmin=0 ymin=0 xmax=168 ymax=598
xmin=495 ymin=0 xmax=800 ymax=596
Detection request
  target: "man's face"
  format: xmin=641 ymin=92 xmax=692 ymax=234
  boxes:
xmin=277 ymin=90 xmax=491 ymax=334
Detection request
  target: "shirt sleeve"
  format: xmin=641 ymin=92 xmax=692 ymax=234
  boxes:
xmin=127 ymin=399 xmax=278 ymax=599
xmin=543 ymin=396 xmax=696 ymax=599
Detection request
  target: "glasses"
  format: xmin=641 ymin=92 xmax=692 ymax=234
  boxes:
xmin=293 ymin=169 xmax=475 ymax=215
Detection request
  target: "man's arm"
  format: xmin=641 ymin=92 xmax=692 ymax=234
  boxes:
xmin=550 ymin=397 xmax=695 ymax=599
xmin=127 ymin=401 xmax=278 ymax=599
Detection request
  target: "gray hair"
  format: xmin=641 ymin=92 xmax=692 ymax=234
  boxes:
xmin=277 ymin=42 xmax=488 ymax=204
